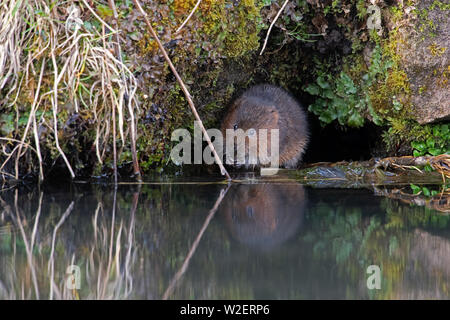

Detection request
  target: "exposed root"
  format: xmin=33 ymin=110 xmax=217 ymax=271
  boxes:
xmin=375 ymin=154 xmax=450 ymax=179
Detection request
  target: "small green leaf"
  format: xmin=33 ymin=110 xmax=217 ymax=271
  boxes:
xmin=305 ymin=84 xmax=320 ymax=96
xmin=317 ymin=76 xmax=330 ymax=89
xmin=413 ymin=150 xmax=422 ymax=157
xmin=411 ymin=141 xmax=426 ymax=152
xmin=410 ymin=184 xmax=421 ymax=194
xmin=340 ymin=73 xmax=357 ymax=94
xmin=347 ymin=112 xmax=364 ymax=128
xmin=323 ymin=88 xmax=335 ymax=99
xmin=428 ymin=148 xmax=442 ymax=156
xmin=318 ymin=110 xmax=336 ymax=124
xmin=426 ymin=138 xmax=435 ymax=148
xmin=433 ymin=126 xmax=440 ymax=137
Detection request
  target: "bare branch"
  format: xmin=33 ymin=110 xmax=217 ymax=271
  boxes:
xmin=133 ymin=0 xmax=231 ymax=181
xmin=175 ymin=0 xmax=202 ymax=34
xmin=260 ymin=0 xmax=290 ymax=56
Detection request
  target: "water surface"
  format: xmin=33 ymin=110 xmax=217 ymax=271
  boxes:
xmin=0 ymin=178 xmax=449 ymax=299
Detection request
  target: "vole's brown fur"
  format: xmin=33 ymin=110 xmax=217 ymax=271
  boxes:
xmin=221 ymin=84 xmax=309 ymax=168
xmin=221 ymin=183 xmax=305 ymax=248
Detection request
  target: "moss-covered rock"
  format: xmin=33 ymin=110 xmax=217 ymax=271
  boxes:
xmin=392 ymin=0 xmax=449 ymax=124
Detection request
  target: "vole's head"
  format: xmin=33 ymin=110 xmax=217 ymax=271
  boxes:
xmin=221 ymin=97 xmax=279 ymax=167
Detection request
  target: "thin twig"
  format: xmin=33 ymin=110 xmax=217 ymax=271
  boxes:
xmin=31 ymin=57 xmax=46 ymax=182
xmin=81 ymin=0 xmax=116 ymax=34
xmin=175 ymin=0 xmax=202 ymax=34
xmin=30 ymin=192 xmax=44 ymax=252
xmin=102 ymin=24 xmax=118 ymax=184
xmin=132 ymin=0 xmax=231 ymax=181
xmin=260 ymin=0 xmax=289 ymax=56
xmin=102 ymin=186 xmax=117 ymax=298
xmin=107 ymin=0 xmax=142 ymax=181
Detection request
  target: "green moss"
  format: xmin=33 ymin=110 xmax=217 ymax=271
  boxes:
xmin=171 ymin=0 xmax=263 ymax=58
xmin=222 ymin=0 xmax=263 ymax=57
xmin=413 ymin=0 xmax=450 ymax=39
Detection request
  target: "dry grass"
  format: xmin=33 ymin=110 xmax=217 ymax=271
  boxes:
xmin=0 ymin=0 xmax=141 ymax=182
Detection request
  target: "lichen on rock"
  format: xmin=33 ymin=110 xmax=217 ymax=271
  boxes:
xmin=392 ymin=0 xmax=449 ymax=124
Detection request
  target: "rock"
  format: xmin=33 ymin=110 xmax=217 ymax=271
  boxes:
xmin=395 ymin=0 xmax=449 ymax=124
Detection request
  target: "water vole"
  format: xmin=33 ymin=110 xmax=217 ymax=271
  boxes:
xmin=221 ymin=84 xmax=309 ymax=168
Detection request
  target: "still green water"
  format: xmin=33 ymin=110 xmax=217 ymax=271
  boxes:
xmin=0 ymin=178 xmax=449 ymax=299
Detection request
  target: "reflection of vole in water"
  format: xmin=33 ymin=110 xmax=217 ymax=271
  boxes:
xmin=221 ymin=84 xmax=309 ymax=168
xmin=220 ymin=183 xmax=306 ymax=249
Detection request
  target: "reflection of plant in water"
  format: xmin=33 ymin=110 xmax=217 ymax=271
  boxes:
xmin=362 ymin=197 xmax=450 ymax=299
xmin=373 ymin=184 xmax=450 ymax=214
xmin=0 ymin=183 xmax=231 ymax=299
xmin=2 ymin=185 xmax=450 ymax=299
xmin=0 ymin=189 xmax=139 ymax=299
xmin=302 ymin=202 xmax=382 ymax=298
xmin=382 ymin=198 xmax=450 ymax=230
xmin=302 ymin=194 xmax=450 ymax=299
xmin=306 ymin=205 xmax=362 ymax=259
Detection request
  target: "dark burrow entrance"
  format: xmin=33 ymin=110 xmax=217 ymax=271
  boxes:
xmin=302 ymin=112 xmax=385 ymax=164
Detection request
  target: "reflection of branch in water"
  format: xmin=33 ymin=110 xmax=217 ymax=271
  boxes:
xmin=48 ymin=200 xmax=75 ymax=300
xmin=124 ymin=188 xmax=140 ymax=297
xmin=101 ymin=186 xmax=117 ymax=298
xmin=162 ymin=184 xmax=231 ymax=300
xmin=0 ymin=192 xmax=37 ymax=298
xmin=30 ymin=192 xmax=43 ymax=251
xmin=13 ymin=190 xmax=40 ymax=299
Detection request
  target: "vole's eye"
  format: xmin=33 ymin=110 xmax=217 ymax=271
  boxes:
xmin=233 ymin=124 xmax=238 ymax=130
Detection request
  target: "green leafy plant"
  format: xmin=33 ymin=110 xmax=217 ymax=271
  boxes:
xmin=411 ymin=124 xmax=450 ymax=157
xmin=305 ymin=72 xmax=365 ymax=127
xmin=304 ymin=45 xmax=391 ymax=128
